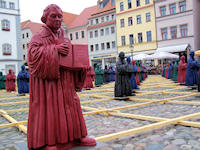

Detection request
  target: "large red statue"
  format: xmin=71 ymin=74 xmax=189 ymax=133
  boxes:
xmin=177 ymin=56 xmax=187 ymax=83
xmin=5 ymin=69 xmax=16 ymax=92
xmin=27 ymin=4 xmax=96 ymax=150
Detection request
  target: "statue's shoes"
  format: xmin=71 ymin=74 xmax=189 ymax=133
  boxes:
xmin=77 ymin=137 xmax=96 ymax=146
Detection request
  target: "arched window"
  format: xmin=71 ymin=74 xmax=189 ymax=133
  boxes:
xmin=2 ymin=43 xmax=12 ymax=55
xmin=1 ymin=19 xmax=10 ymax=31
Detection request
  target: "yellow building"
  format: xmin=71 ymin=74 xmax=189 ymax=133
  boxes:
xmin=116 ymin=0 xmax=157 ymax=56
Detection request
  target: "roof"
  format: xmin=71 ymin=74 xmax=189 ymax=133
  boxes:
xmin=21 ymin=20 xmax=43 ymax=35
xmin=68 ymin=5 xmax=97 ymax=29
xmin=90 ymin=0 xmax=115 ymax=18
xmin=62 ymin=12 xmax=78 ymax=26
xmin=156 ymin=44 xmax=189 ymax=53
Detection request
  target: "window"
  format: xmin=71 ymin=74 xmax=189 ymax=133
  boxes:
xmin=138 ymin=32 xmax=143 ymax=43
xmin=1 ymin=20 xmax=10 ymax=31
xmin=75 ymin=32 xmax=78 ymax=39
xmin=128 ymin=0 xmax=132 ymax=9
xmin=106 ymin=16 xmax=109 ymax=21
xmin=170 ymin=26 xmax=177 ymax=39
xmin=23 ymin=55 xmax=26 ymax=61
xmin=70 ymin=33 xmax=73 ymax=40
xmin=145 ymin=0 xmax=150 ymax=4
xmin=128 ymin=17 xmax=133 ymax=26
xmin=129 ymin=34 xmax=134 ymax=45
xmin=22 ymin=44 xmax=25 ymax=49
xmin=121 ymin=36 xmax=126 ymax=46
xmin=22 ymin=34 xmax=24 ymax=39
xmin=136 ymin=15 xmax=141 ymax=24
xmin=90 ymin=45 xmax=94 ymax=52
xmin=2 ymin=43 xmax=12 ymax=55
xmin=111 ymin=27 xmax=115 ymax=34
xmin=81 ymin=31 xmax=84 ymax=38
xmin=160 ymin=6 xmax=166 ymax=16
xmin=161 ymin=28 xmax=168 ymax=40
xmin=26 ymin=33 xmax=29 ymax=38
xmin=95 ymin=30 xmax=98 ymax=37
xmin=96 ymin=18 xmax=99 ymax=24
xmin=90 ymin=31 xmax=93 ymax=38
xmin=169 ymin=3 xmax=176 ymax=15
xmin=146 ymin=12 xmax=151 ymax=22
xmin=111 ymin=0 xmax=115 ymax=5
xmin=99 ymin=2 xmax=104 ymax=9
xmin=101 ymin=43 xmax=105 ymax=50
xmin=111 ymin=14 xmax=115 ymax=20
xmin=106 ymin=42 xmax=110 ymax=49
xmin=101 ymin=17 xmax=104 ymax=23
xmin=136 ymin=0 xmax=140 ymax=7
xmin=27 ymin=43 xmax=29 ymax=49
xmin=112 ymin=41 xmax=116 ymax=48
xmin=180 ymin=24 xmax=188 ymax=37
xmin=100 ymin=29 xmax=104 ymax=36
xmin=9 ymin=2 xmax=15 ymax=9
xmin=120 ymin=2 xmax=124 ymax=11
xmin=105 ymin=28 xmax=109 ymax=35
xmin=95 ymin=44 xmax=99 ymax=51
xmin=146 ymin=31 xmax=152 ymax=42
xmin=179 ymin=1 xmax=186 ymax=12
xmin=120 ymin=18 xmax=125 ymax=27
xmin=0 ymin=0 xmax=6 ymax=8
xmin=90 ymin=20 xmax=93 ymax=25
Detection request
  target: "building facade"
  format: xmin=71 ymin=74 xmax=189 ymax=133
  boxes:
xmin=21 ymin=20 xmax=42 ymax=63
xmin=88 ymin=0 xmax=117 ymax=68
xmin=116 ymin=0 xmax=157 ymax=57
xmin=154 ymin=0 xmax=194 ymax=58
xmin=0 ymin=0 xmax=22 ymax=75
xmin=67 ymin=6 xmax=97 ymax=45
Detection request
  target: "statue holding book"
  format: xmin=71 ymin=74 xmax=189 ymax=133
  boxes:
xmin=27 ymin=4 xmax=96 ymax=150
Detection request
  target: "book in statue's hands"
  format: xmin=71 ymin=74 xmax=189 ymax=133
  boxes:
xmin=59 ymin=44 xmax=89 ymax=69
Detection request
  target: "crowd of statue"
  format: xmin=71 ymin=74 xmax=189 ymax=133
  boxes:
xmin=93 ymin=52 xmax=148 ymax=97
xmin=0 ymin=65 xmax=29 ymax=95
xmin=161 ymin=51 xmax=200 ymax=92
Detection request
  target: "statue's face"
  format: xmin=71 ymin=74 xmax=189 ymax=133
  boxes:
xmin=46 ymin=8 xmax=63 ymax=32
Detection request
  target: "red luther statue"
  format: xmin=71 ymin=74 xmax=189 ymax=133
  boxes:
xmin=27 ymin=4 xmax=96 ymax=150
xmin=177 ymin=56 xmax=187 ymax=84
xmin=5 ymin=69 xmax=16 ymax=92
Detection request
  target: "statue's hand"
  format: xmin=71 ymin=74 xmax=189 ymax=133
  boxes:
xmin=56 ymin=43 xmax=69 ymax=56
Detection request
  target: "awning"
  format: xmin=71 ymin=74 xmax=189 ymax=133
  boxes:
xmin=156 ymin=44 xmax=189 ymax=53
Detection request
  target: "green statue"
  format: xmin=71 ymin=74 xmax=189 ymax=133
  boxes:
xmin=94 ymin=64 xmax=104 ymax=86
xmin=0 ymin=72 xmax=6 ymax=90
xmin=172 ymin=58 xmax=179 ymax=81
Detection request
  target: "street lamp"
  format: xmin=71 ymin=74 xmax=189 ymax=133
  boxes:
xmin=130 ymin=44 xmax=134 ymax=60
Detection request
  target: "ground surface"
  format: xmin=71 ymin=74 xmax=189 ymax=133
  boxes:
xmin=0 ymin=75 xmax=200 ymax=150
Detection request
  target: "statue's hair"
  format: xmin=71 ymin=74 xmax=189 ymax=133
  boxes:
xmin=41 ymin=4 xmax=62 ymax=23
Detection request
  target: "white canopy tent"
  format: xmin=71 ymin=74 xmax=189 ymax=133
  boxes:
xmin=151 ymin=51 xmax=179 ymax=59
xmin=132 ymin=53 xmax=149 ymax=60
xmin=156 ymin=44 xmax=189 ymax=53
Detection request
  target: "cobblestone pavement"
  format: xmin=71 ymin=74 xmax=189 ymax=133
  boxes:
xmin=0 ymin=75 xmax=200 ymax=150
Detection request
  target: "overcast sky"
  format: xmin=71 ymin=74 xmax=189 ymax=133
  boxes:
xmin=19 ymin=0 xmax=97 ymax=23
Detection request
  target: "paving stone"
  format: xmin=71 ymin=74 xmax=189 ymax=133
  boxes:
xmin=171 ymin=139 xmax=186 ymax=145
xmin=144 ymin=144 xmax=164 ymax=150
xmin=180 ymin=145 xmax=192 ymax=150
xmin=163 ymin=144 xmax=178 ymax=150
